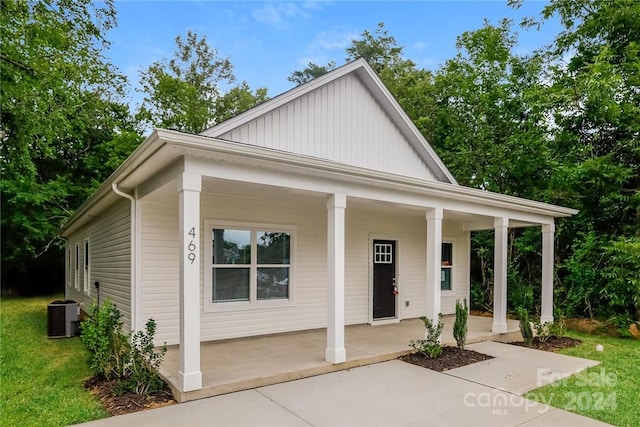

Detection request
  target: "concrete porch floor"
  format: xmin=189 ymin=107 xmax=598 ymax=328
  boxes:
xmin=161 ymin=315 xmax=520 ymax=402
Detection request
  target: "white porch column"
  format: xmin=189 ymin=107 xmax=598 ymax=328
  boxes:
xmin=492 ymin=217 xmax=509 ymax=333
xmin=326 ymin=193 xmax=346 ymax=364
xmin=426 ymin=207 xmax=443 ymax=326
xmin=177 ymin=172 xmax=202 ymax=392
xmin=541 ymin=223 xmax=555 ymax=324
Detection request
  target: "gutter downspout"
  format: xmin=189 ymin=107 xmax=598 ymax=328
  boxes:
xmin=112 ymin=183 xmax=137 ymax=332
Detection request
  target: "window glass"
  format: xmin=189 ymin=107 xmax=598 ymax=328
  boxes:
xmin=213 ymin=268 xmax=250 ymax=301
xmin=441 ymin=242 xmax=453 ymax=266
xmin=257 ymin=267 xmax=289 ymax=300
xmin=257 ymin=232 xmax=290 ymax=264
xmin=212 ymin=229 xmax=251 ymax=264
xmin=441 ymin=242 xmax=453 ymax=291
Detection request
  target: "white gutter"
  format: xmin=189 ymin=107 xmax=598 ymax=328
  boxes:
xmin=111 ymin=182 xmax=138 ymax=332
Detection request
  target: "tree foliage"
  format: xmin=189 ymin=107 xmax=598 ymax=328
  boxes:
xmin=1 ymin=0 xmax=141 ymax=291
xmin=287 ymin=61 xmax=336 ymax=86
xmin=137 ymin=31 xmax=268 ymax=133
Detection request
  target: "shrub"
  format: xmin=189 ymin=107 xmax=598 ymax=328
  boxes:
xmin=453 ymin=299 xmax=468 ymax=349
xmin=549 ymin=309 xmax=567 ymax=338
xmin=409 ymin=314 xmax=444 ymax=358
xmin=81 ymin=299 xmax=166 ymax=395
xmin=120 ymin=319 xmax=167 ymax=395
xmin=517 ymin=307 xmax=533 ymax=346
xmin=533 ymin=319 xmax=552 ymax=343
xmin=607 ymin=313 xmax=633 ymax=338
xmin=81 ymin=299 xmax=129 ymax=380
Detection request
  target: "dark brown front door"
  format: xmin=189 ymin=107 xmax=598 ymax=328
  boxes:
xmin=373 ymin=240 xmax=396 ymax=319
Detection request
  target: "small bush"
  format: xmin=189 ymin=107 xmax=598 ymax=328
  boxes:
xmin=81 ymin=299 xmax=129 ymax=380
xmin=549 ymin=309 xmax=567 ymax=338
xmin=409 ymin=314 xmax=444 ymax=358
xmin=518 ymin=307 xmax=533 ymax=346
xmin=120 ymin=319 xmax=167 ymax=395
xmin=533 ymin=319 xmax=553 ymax=343
xmin=453 ymin=299 xmax=468 ymax=349
xmin=607 ymin=313 xmax=633 ymax=338
xmin=81 ymin=299 xmax=166 ymax=395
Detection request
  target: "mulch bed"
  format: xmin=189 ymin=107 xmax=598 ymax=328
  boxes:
xmin=508 ymin=336 xmax=582 ymax=352
xmin=400 ymin=346 xmax=493 ymax=372
xmin=400 ymin=336 xmax=582 ymax=373
xmin=85 ymin=377 xmax=176 ymax=416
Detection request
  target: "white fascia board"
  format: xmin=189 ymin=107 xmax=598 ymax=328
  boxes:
xmin=159 ymin=129 xmax=578 ymax=220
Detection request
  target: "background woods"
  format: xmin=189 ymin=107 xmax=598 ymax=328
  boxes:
xmin=1 ymin=0 xmax=638 ymax=325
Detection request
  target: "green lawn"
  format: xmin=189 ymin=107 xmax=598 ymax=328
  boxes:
xmin=526 ymin=330 xmax=640 ymax=426
xmin=0 ymin=295 xmax=108 ymax=426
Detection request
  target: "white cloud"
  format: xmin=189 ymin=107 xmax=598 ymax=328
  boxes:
xmin=413 ymin=41 xmax=428 ymax=51
xmin=297 ymin=28 xmax=357 ymax=66
xmin=252 ymin=2 xmax=310 ymax=29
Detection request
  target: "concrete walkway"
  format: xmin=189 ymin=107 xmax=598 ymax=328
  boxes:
xmin=79 ymin=342 xmax=609 ymax=427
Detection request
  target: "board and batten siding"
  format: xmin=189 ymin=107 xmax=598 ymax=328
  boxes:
xmin=65 ymin=199 xmax=132 ymax=329
xmin=218 ymin=74 xmax=435 ymax=181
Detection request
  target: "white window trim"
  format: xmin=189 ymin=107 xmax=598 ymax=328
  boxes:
xmin=203 ymin=220 xmax=296 ymax=313
xmin=66 ymin=246 xmax=71 ymax=288
xmin=74 ymin=243 xmax=80 ymax=291
xmin=441 ymin=238 xmax=455 ymax=294
xmin=83 ymin=239 xmax=90 ymax=295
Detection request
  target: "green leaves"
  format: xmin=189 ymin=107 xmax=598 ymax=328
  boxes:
xmin=1 ymin=0 xmax=138 ymax=283
xmin=136 ymin=30 xmax=268 ymax=133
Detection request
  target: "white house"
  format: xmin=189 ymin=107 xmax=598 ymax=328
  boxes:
xmin=61 ymin=59 xmax=576 ymax=394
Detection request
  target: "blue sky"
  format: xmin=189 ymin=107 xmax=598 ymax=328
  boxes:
xmin=107 ymin=1 xmax=562 ymax=104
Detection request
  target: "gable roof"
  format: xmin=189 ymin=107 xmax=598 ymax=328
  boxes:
xmin=201 ymin=58 xmax=458 ymax=184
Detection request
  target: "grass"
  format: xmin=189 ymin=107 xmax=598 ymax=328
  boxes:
xmin=0 ymin=295 xmax=108 ymax=426
xmin=525 ymin=329 xmax=640 ymax=427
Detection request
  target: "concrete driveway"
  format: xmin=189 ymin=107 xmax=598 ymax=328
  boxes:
xmin=78 ymin=342 xmax=609 ymax=427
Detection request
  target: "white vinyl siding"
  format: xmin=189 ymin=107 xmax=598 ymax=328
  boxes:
xmin=141 ymin=189 xmax=471 ymax=345
xmin=141 ymin=191 xmax=327 ymax=345
xmin=218 ymin=74 xmax=435 ymax=181
xmin=441 ymin=225 xmax=470 ymax=315
xmin=83 ymin=239 xmax=90 ymax=295
xmin=65 ymin=199 xmax=132 ymax=329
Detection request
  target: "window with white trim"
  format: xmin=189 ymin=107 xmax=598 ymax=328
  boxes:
xmin=441 ymin=242 xmax=453 ymax=291
xmin=74 ymin=243 xmax=80 ymax=290
xmin=83 ymin=239 xmax=90 ymax=294
xmin=67 ymin=246 xmax=72 ymax=288
xmin=206 ymin=222 xmax=293 ymax=309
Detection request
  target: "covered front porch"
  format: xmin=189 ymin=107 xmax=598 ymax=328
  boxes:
xmin=160 ymin=315 xmax=520 ymax=402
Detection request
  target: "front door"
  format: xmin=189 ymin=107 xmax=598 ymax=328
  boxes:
xmin=373 ymin=240 xmax=396 ymax=319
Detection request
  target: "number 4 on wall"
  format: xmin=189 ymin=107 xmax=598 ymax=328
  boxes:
xmin=188 ymin=227 xmax=196 ymax=237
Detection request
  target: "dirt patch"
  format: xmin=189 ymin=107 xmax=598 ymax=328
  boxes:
xmin=508 ymin=336 xmax=582 ymax=352
xmin=85 ymin=377 xmax=176 ymax=416
xmin=400 ymin=346 xmax=493 ymax=372
xmin=565 ymin=318 xmax=605 ymax=334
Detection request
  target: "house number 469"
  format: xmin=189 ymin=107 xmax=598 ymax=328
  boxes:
xmin=187 ymin=227 xmax=197 ymax=264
